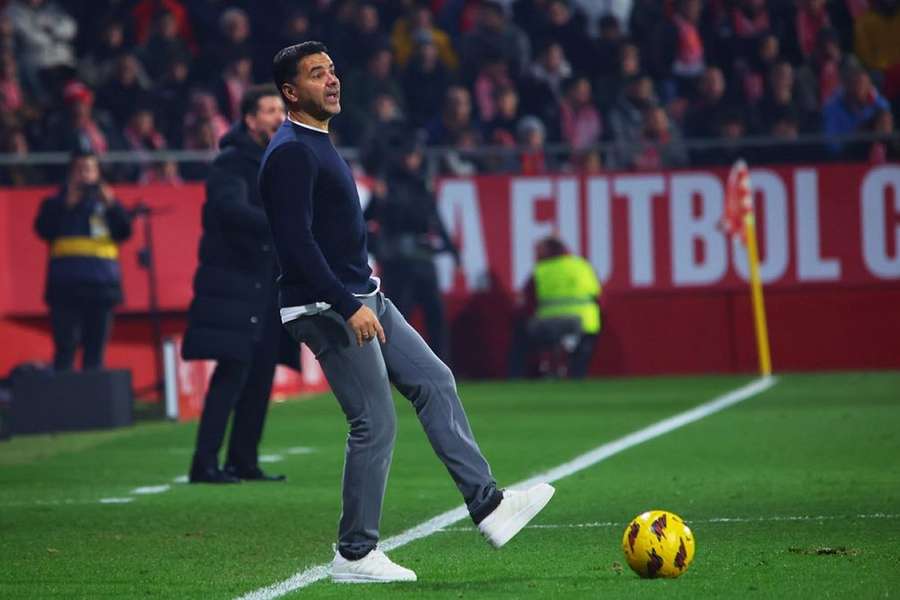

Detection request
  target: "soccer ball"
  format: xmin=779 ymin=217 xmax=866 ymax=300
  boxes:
xmin=621 ymin=510 xmax=695 ymax=578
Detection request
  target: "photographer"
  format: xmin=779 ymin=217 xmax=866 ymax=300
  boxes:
xmin=34 ymin=150 xmax=133 ymax=371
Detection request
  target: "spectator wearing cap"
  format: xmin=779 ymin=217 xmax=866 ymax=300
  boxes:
xmin=392 ymin=4 xmax=458 ymax=72
xmin=854 ymin=0 xmax=900 ymax=73
xmin=823 ymin=67 xmax=892 ymax=155
xmin=46 ymin=81 xmax=123 ymax=159
xmin=560 ymin=76 xmax=602 ymax=152
xmin=4 ymin=0 xmax=77 ymax=103
xmin=461 ymin=0 xmax=531 ymax=79
xmin=401 ymin=30 xmax=452 ymax=128
xmin=518 ymin=115 xmax=555 ymax=174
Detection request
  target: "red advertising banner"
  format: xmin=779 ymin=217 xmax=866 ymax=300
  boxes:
xmin=2 ymin=163 xmax=899 ymax=385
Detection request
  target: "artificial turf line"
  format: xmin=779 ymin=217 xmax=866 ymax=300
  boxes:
xmin=236 ymin=376 xmax=777 ymax=600
xmin=436 ymin=512 xmax=900 ymax=532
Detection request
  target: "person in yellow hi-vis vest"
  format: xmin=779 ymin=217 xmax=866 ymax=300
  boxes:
xmin=508 ymin=236 xmax=601 ymax=379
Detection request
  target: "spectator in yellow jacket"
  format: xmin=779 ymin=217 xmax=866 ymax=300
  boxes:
xmin=391 ymin=5 xmax=458 ymax=71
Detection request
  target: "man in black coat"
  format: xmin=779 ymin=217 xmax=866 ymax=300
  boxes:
xmin=182 ymin=85 xmax=299 ymax=484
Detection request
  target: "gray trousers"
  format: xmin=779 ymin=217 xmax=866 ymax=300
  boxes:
xmin=284 ymin=293 xmax=501 ymax=559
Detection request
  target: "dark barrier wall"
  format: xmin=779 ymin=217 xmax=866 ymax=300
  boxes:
xmin=1 ymin=164 xmax=899 ymax=390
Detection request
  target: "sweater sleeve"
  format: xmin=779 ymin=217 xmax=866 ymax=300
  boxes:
xmin=263 ymin=143 xmax=362 ymax=320
xmin=34 ymin=195 xmax=63 ymax=241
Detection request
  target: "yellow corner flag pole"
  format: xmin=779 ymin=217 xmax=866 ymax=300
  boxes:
xmin=743 ymin=208 xmax=772 ymax=377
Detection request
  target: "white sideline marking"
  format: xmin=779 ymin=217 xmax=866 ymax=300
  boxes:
xmin=259 ymin=454 xmax=284 ymax=463
xmin=286 ymin=447 xmax=317 ymax=455
xmin=235 ymin=376 xmax=777 ymax=600
xmin=437 ymin=512 xmax=900 ymax=532
xmin=172 ymin=475 xmax=189 ymax=484
xmin=99 ymin=497 xmax=134 ymax=504
xmin=131 ymin=485 xmax=171 ymax=495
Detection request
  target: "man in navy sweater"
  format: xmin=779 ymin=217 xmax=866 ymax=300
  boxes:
xmin=259 ymin=41 xmax=555 ymax=583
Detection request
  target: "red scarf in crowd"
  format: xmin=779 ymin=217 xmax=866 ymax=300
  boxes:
xmin=796 ymin=7 xmax=831 ymax=58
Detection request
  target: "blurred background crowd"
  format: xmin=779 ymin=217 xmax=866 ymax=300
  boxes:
xmin=1 ymin=0 xmax=898 ymax=186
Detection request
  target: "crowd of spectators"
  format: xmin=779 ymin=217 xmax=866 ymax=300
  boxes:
xmin=1 ymin=0 xmax=898 ymax=185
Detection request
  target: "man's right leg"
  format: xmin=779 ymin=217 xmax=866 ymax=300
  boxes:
xmin=284 ymin=311 xmax=397 ymax=561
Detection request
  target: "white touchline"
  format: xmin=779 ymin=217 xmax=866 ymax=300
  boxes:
xmin=235 ymin=376 xmax=777 ymax=600
xmin=436 ymin=513 xmax=900 ymax=532
xmin=131 ymin=485 xmax=171 ymax=495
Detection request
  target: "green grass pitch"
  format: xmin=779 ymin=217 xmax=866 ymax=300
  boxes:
xmin=1 ymin=372 xmax=899 ymax=598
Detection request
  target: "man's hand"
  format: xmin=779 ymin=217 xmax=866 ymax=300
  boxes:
xmin=348 ymin=305 xmax=386 ymax=346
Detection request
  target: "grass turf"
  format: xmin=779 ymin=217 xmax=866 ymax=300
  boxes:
xmin=1 ymin=372 xmax=898 ymax=598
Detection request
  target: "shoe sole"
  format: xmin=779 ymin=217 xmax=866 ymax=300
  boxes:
xmin=487 ymin=483 xmax=556 ymax=549
xmin=331 ymin=573 xmax=417 ymax=584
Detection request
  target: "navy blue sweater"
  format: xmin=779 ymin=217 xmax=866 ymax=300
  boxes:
xmin=259 ymin=120 xmax=371 ymax=320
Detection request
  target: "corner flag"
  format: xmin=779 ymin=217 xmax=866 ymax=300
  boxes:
xmin=724 ymin=160 xmax=772 ymax=377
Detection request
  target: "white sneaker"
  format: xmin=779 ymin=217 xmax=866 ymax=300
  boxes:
xmin=330 ymin=548 xmax=417 ymax=583
xmin=478 ymin=483 xmax=556 ymax=548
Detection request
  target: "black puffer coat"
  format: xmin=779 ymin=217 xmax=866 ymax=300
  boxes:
xmin=181 ymin=124 xmax=299 ymax=369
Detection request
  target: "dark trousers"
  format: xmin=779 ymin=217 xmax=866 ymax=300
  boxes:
xmin=507 ymin=319 xmax=598 ymax=379
xmin=50 ymin=302 xmax=113 ymax=371
xmin=382 ymin=258 xmax=448 ymax=361
xmin=192 ymin=303 xmax=281 ymax=470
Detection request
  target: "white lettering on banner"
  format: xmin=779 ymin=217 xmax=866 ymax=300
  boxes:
xmin=615 ymin=175 xmax=664 ymax=286
xmin=861 ymin=165 xmax=900 ymax=279
xmin=795 ymin=169 xmax=841 ymax=281
xmin=587 ymin=177 xmax=612 ymax=281
xmin=556 ymin=177 xmax=581 ymax=256
xmin=670 ymin=173 xmax=727 ymax=285
xmin=435 ymin=180 xmax=488 ymax=292
xmin=510 ymin=177 xmax=582 ymax=288
xmin=732 ymin=169 xmax=789 ymax=283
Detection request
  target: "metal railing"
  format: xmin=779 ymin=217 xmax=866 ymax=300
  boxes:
xmin=0 ymin=132 xmax=896 ymax=176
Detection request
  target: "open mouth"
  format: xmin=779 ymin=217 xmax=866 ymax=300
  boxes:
xmin=325 ymin=90 xmax=340 ymax=103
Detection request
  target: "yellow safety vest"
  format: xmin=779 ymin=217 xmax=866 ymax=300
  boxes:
xmin=534 ymin=254 xmax=601 ymax=334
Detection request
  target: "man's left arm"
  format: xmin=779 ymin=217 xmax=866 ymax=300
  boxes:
xmin=101 ymin=186 xmax=133 ymax=241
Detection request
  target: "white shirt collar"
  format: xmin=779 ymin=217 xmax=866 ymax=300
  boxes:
xmin=287 ymin=115 xmax=329 ymax=134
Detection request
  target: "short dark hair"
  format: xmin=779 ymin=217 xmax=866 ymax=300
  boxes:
xmin=240 ymin=84 xmax=281 ymax=118
xmin=272 ymin=41 xmax=329 ymax=100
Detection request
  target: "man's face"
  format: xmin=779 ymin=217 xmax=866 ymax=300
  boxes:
xmin=285 ymin=52 xmax=341 ymax=119
xmin=247 ymin=95 xmax=286 ymax=143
